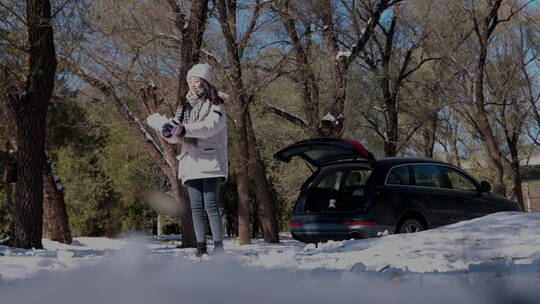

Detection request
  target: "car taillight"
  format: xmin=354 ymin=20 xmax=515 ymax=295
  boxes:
xmin=339 ymin=221 xmax=377 ymax=225
xmin=289 ymin=221 xmax=304 ymax=226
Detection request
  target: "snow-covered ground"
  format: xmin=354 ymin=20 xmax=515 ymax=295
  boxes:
xmin=1 ymin=212 xmax=540 ymax=303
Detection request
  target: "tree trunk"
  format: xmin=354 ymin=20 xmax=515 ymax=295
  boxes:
xmin=318 ymin=0 xmax=391 ymax=137
xmin=506 ymin=131 xmax=525 ymax=210
xmin=384 ymin=93 xmax=399 ymax=157
xmin=449 ymin=134 xmax=461 ymax=168
xmin=10 ymin=105 xmax=48 ymax=249
xmin=173 ymin=0 xmax=209 ymax=108
xmin=175 ymin=183 xmax=196 ymax=248
xmin=245 ymin=109 xmax=279 ymax=243
xmin=469 ymin=0 xmax=507 ymax=196
xmin=509 ymin=158 xmax=525 ymax=211
xmin=320 ymin=70 xmax=346 ymax=137
xmin=212 ymin=0 xmax=259 ymax=244
xmin=319 ymin=19 xmax=348 ymax=138
xmin=422 ymin=113 xmax=438 ymax=158
xmin=2 ymin=149 xmax=15 ymax=221
xmin=9 ymin=0 xmax=57 ymax=249
xmin=230 ymin=91 xmax=252 ymax=245
xmin=474 ymin=41 xmax=506 ymax=196
xmin=157 ymin=215 xmax=163 ymax=236
xmin=319 ymin=22 xmax=347 ymax=137
xmin=160 ymin=0 xmax=210 ymax=247
xmin=42 ymin=157 xmax=72 ymax=244
xmin=276 ymin=7 xmax=320 ymax=136
xmin=2 ymin=79 xmax=71 ymax=245
xmin=173 ymin=0 xmax=208 ymax=248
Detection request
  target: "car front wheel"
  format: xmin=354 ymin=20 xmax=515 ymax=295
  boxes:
xmin=398 ymin=218 xmax=424 ymax=234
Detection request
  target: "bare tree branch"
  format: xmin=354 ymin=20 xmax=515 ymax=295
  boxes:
xmin=263 ymin=103 xmax=307 ymax=129
xmin=165 ymin=0 xmax=187 ymax=38
xmin=64 ymin=61 xmax=173 ymax=171
xmin=0 ymin=2 xmax=27 ymax=26
xmin=238 ymin=0 xmax=264 ymax=58
xmin=0 ymin=28 xmax=27 ymax=52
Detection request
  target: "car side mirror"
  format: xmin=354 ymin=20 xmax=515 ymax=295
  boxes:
xmin=479 ymin=181 xmax=491 ymax=193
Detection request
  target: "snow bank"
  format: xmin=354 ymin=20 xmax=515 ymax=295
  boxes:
xmin=295 ymin=212 xmax=540 ymax=273
xmin=238 ymin=212 xmax=540 ymax=274
xmin=2 ymin=244 xmax=538 ymax=304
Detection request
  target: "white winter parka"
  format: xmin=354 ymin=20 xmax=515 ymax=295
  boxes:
xmin=162 ymin=94 xmax=228 ymax=185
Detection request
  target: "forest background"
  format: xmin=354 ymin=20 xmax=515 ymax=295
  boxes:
xmin=1 ymin=0 xmax=540 ymax=248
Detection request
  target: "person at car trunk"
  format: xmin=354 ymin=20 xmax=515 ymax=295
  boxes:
xmin=160 ymin=63 xmax=228 ymax=257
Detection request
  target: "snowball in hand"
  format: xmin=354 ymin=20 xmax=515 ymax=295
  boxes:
xmin=146 ymin=113 xmax=170 ymax=132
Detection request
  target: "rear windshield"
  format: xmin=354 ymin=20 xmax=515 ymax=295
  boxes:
xmin=300 ymin=168 xmax=373 ymax=213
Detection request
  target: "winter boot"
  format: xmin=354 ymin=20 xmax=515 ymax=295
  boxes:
xmin=195 ymin=242 xmax=207 ymax=257
xmin=212 ymin=241 xmax=225 ymax=256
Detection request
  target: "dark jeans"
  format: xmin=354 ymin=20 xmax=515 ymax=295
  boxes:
xmin=185 ymin=177 xmax=223 ymax=243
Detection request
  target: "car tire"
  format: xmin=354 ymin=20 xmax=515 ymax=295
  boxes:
xmin=398 ymin=218 xmax=424 ymax=234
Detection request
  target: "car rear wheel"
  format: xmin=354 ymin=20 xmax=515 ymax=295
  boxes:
xmin=398 ymin=218 xmax=424 ymax=234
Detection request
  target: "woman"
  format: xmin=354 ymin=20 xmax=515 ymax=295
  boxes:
xmin=161 ymin=63 xmax=228 ymax=257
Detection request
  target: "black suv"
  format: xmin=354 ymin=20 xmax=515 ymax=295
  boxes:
xmin=274 ymin=138 xmax=522 ymax=243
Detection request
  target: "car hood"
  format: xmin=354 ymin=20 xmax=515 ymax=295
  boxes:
xmin=485 ymin=193 xmax=523 ymax=211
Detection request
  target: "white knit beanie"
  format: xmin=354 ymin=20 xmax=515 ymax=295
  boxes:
xmin=187 ymin=63 xmax=212 ymax=84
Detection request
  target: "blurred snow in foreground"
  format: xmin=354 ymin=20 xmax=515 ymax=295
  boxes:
xmin=1 ymin=212 xmax=540 ymax=304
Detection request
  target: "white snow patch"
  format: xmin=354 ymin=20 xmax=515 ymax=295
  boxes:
xmin=336 ymin=50 xmax=352 ymax=60
xmin=322 ymin=112 xmax=337 ymax=122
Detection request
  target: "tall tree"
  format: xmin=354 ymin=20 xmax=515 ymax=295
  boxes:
xmin=483 ymin=16 xmax=536 ymax=209
xmin=465 ymin=0 xmax=532 ymax=196
xmin=1 ymin=1 xmax=72 ymax=245
xmin=431 ymin=0 xmax=532 ymax=196
xmin=65 ymin=0 xmax=212 ymax=247
xmin=207 ymin=0 xmax=282 ymax=244
xmin=150 ymin=0 xmax=211 ymax=247
xmin=4 ymin=0 xmax=57 ymax=249
xmin=469 ymin=0 xmax=509 ymax=196
xmin=359 ymin=4 xmax=438 ymax=156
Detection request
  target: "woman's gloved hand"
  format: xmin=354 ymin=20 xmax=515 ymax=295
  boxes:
xmin=161 ymin=123 xmax=174 ymax=138
xmin=171 ymin=123 xmax=184 ymax=137
xmin=162 ymin=121 xmax=184 ymax=138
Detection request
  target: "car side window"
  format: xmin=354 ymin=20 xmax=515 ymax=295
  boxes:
xmin=339 ymin=170 xmax=371 ymax=190
xmin=386 ymin=166 xmax=411 ymax=185
xmin=412 ymin=165 xmax=449 ymax=188
xmin=444 ymin=167 xmax=477 ymax=191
